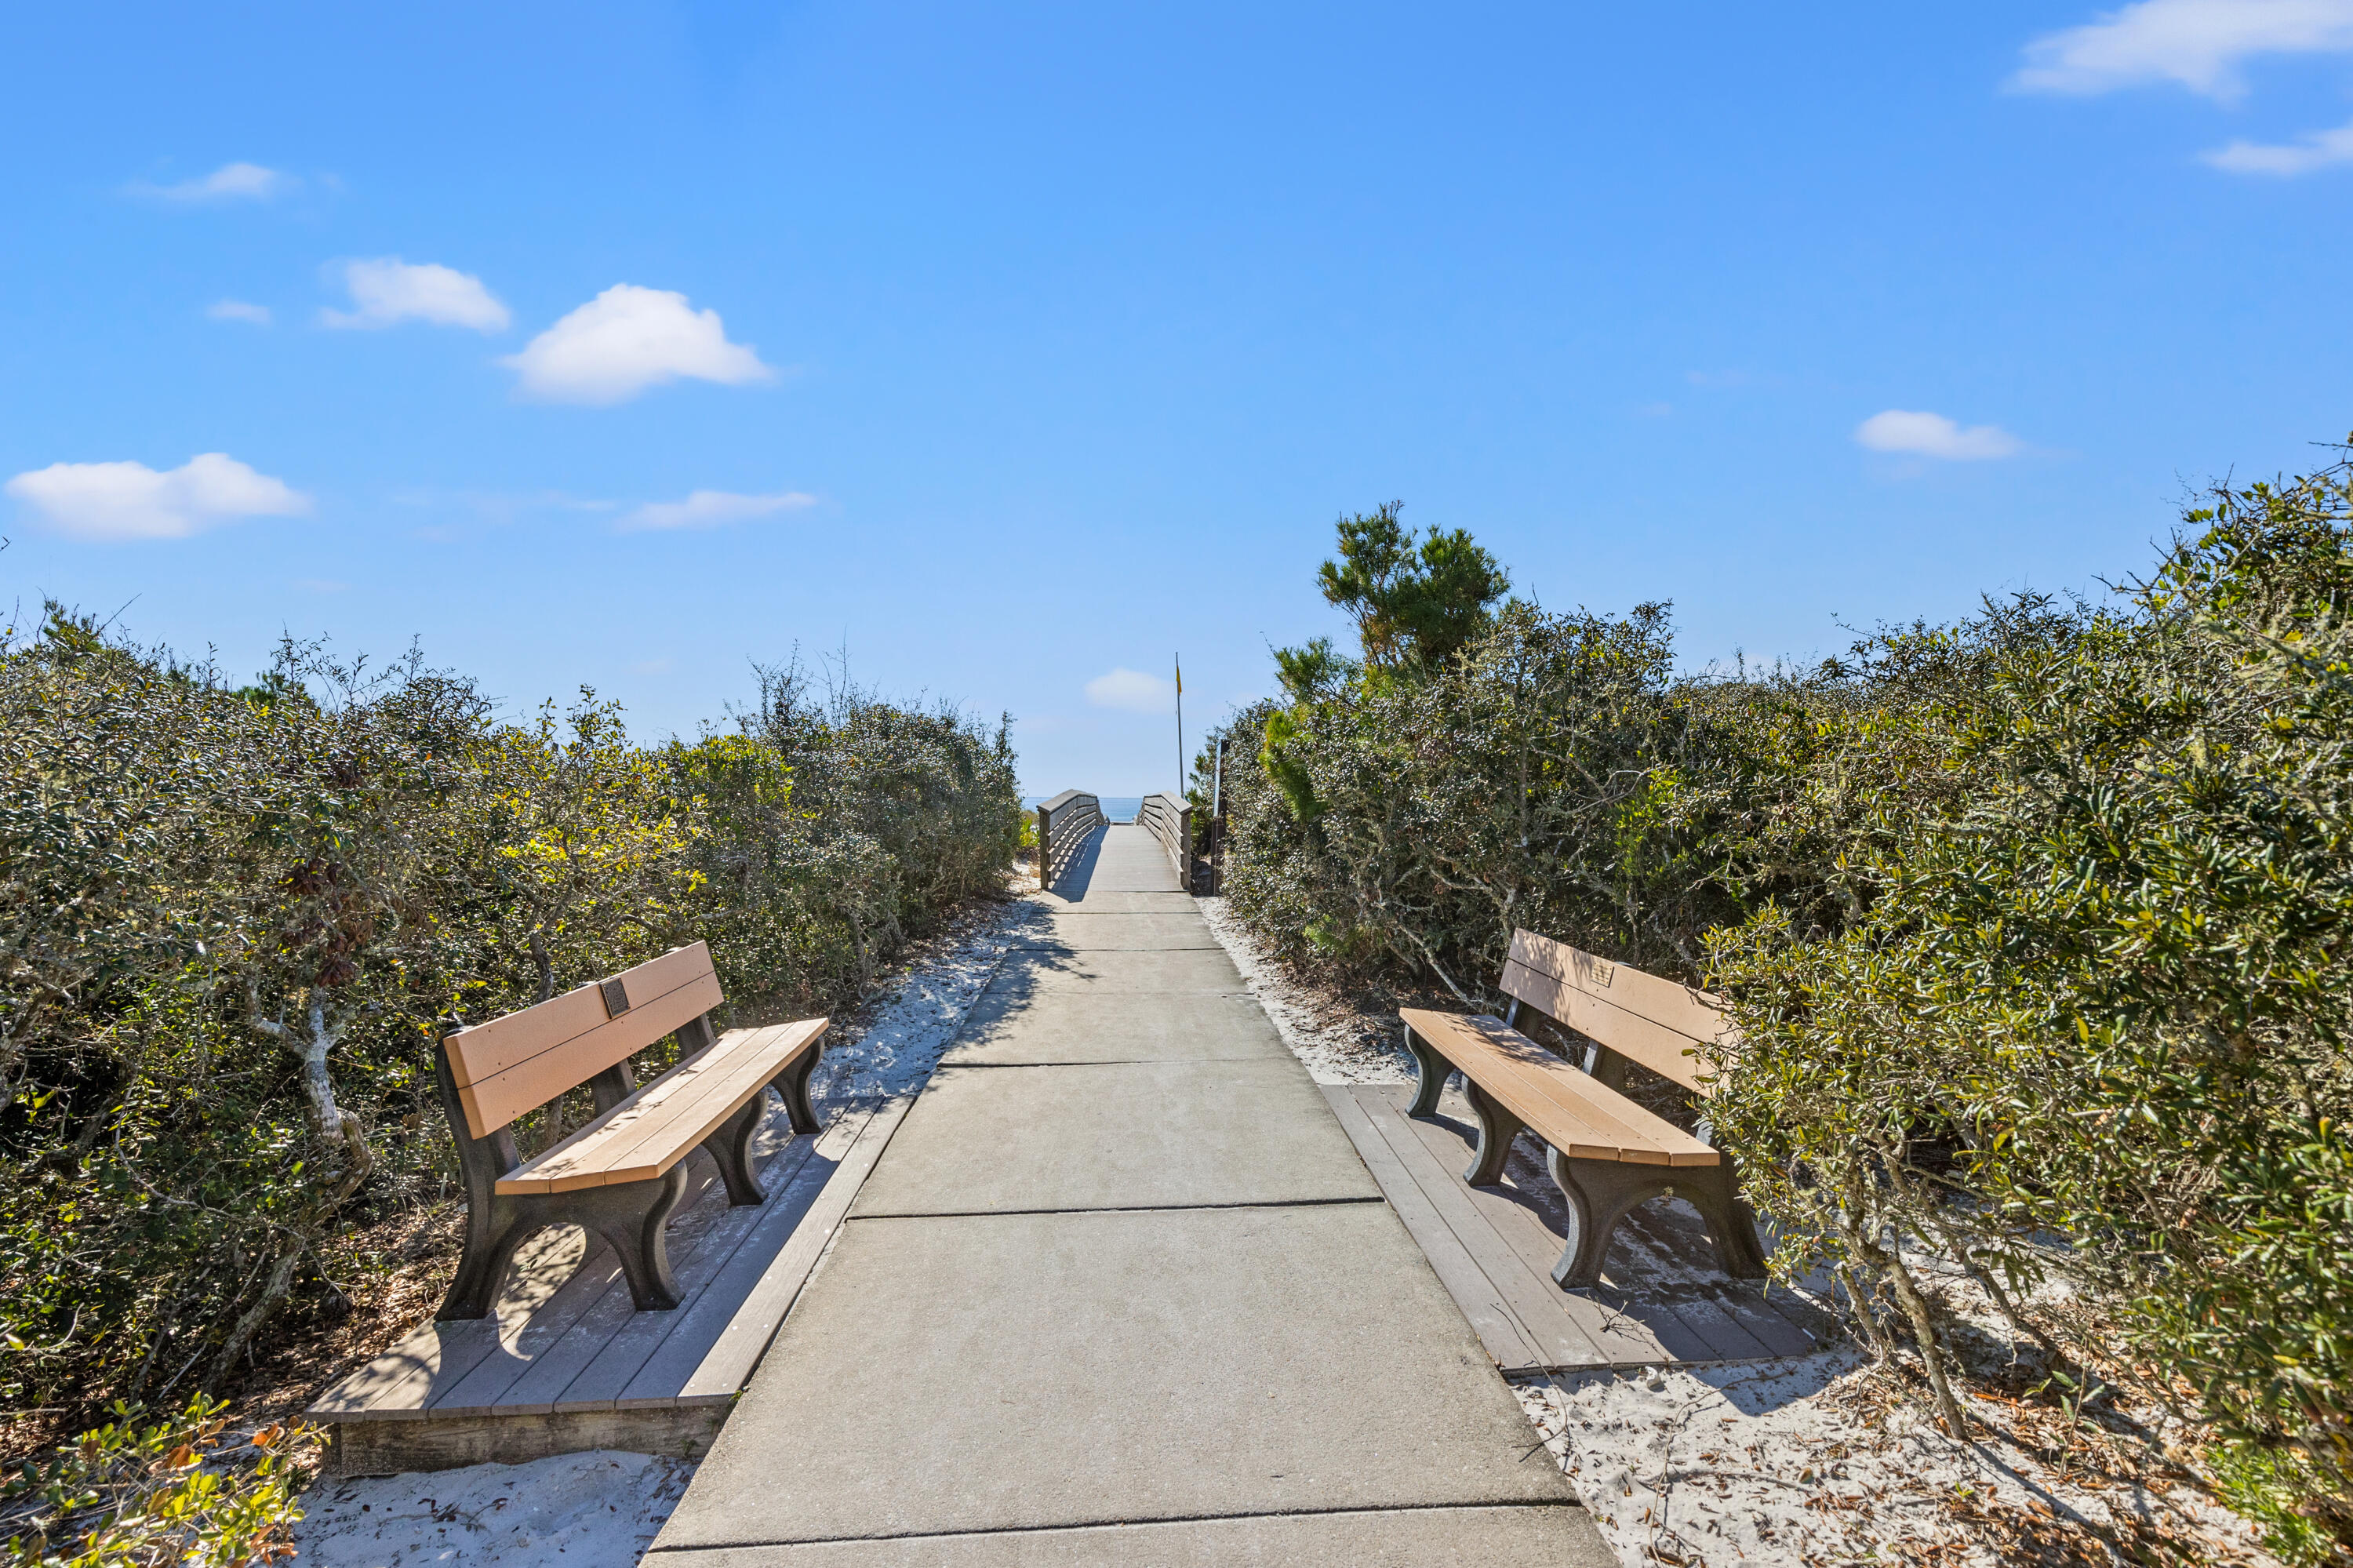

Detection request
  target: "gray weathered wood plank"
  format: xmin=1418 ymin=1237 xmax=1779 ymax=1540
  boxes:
xmin=426 ymin=1251 xmax=631 ymax=1418
xmin=325 ymin=1405 xmax=726 ymax=1477
xmin=1356 ymin=1084 xmax=1813 ymax=1370
xmin=616 ymin=1103 xmax=871 ymax=1408
xmin=545 ymin=1181 xmax=798 ymax=1412
xmin=573 ymin=1111 xmax=850 ymax=1409
xmin=1354 ymin=1087 xmax=1653 ymax=1371
xmin=678 ymin=1094 xmax=915 ymax=1404
xmin=1319 ymin=1085 xmax=1546 ymax=1373
xmin=310 ymin=1217 xmax=606 ymax=1419
xmin=427 ymin=1149 xmax=743 ymax=1417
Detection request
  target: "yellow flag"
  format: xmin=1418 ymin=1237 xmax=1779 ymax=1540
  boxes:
xmin=1174 ymin=655 xmax=1182 ymax=696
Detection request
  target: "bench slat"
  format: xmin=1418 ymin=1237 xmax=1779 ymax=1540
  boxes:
xmin=1405 ymin=1010 xmax=1685 ymax=1165
xmin=1463 ymin=1025 xmax=1704 ymax=1166
xmin=560 ymin=1022 xmax=819 ymax=1188
xmin=1507 ymin=930 xmax=1734 ymax=1044
xmin=1401 ymin=1009 xmax=1718 ymax=1169
xmin=446 ymin=944 xmax=718 ymax=1087
xmin=1499 ymin=959 xmax=1720 ymax=1096
xmin=507 ymin=1027 xmax=786 ymax=1195
xmin=1415 ymin=1020 xmax=1671 ymax=1166
xmin=496 ymin=1019 xmax=828 ymax=1196
xmin=449 ymin=945 xmax=724 ymax=1138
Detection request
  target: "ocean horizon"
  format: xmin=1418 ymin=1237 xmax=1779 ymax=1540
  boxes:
xmin=1022 ymin=795 xmax=1147 ymax=823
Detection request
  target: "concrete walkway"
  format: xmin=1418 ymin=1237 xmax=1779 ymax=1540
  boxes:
xmin=649 ymin=826 xmax=1611 ymax=1566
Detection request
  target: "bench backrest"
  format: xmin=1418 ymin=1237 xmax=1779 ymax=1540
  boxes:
xmin=441 ymin=942 xmax=724 ymax=1139
xmin=1499 ymin=929 xmax=1733 ymax=1096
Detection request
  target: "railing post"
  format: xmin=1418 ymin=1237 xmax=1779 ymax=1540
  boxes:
xmin=1037 ymin=803 xmax=1052 ymax=888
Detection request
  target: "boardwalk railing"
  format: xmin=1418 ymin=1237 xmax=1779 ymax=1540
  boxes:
xmin=1137 ymin=791 xmax=1197 ymax=892
xmin=1035 ymin=790 xmax=1105 ymax=890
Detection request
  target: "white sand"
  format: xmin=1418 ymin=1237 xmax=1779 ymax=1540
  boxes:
xmin=804 ymin=897 xmax=1031 ymax=1104
xmin=1195 ymin=895 xmax=1417 ymax=1083
xmin=291 ymin=1450 xmax=693 ymax=1566
xmin=1517 ymin=1352 xmax=2276 ymax=1566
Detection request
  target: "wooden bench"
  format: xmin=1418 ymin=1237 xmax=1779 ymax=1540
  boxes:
xmin=432 ymin=941 xmax=829 ymax=1321
xmin=1400 ymin=929 xmax=1767 ymax=1289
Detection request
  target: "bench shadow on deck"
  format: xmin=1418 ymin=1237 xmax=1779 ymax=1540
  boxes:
xmin=311 ymin=1094 xmax=908 ymax=1475
xmin=1325 ymin=1082 xmax=1831 ymax=1374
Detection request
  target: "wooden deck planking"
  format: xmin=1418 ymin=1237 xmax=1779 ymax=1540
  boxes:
xmin=544 ymin=1126 xmax=842 ymax=1413
xmin=503 ymin=1117 xmax=839 ymax=1414
xmin=618 ymin=1142 xmax=848 ymax=1410
xmin=489 ymin=1104 xmax=846 ymax=1413
xmin=1344 ymin=1086 xmax=1624 ymax=1370
xmin=671 ymin=1093 xmax=913 ymax=1405
xmin=428 ymin=1247 xmax=632 ymax=1418
xmin=1318 ymin=1084 xmax=1548 ymax=1371
xmin=1326 ymin=1082 xmax=1819 ymax=1375
xmin=307 ymin=1214 xmax=619 ymax=1421
xmin=1385 ymin=1098 xmax=1669 ymax=1369
xmin=1400 ymin=1082 xmax=1784 ymax=1364
xmin=314 ymin=1092 xmax=905 ymax=1471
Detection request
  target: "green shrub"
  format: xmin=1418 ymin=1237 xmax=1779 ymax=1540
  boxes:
xmin=1223 ymin=464 xmax=2353 ymax=1533
xmin=2 ymin=1397 xmax=311 ymax=1566
xmin=0 ymin=623 xmax=1018 ymax=1421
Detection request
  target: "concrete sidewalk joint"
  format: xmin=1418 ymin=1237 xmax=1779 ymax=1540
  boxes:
xmin=649 ymin=826 xmax=1607 ymax=1566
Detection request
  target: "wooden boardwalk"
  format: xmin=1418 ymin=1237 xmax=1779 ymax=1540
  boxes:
xmin=1326 ymin=1081 xmax=1824 ymax=1373
xmin=311 ymin=1094 xmax=907 ymax=1475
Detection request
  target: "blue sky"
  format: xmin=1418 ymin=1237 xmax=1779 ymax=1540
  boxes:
xmin=4 ymin=1 xmax=2351 ymax=794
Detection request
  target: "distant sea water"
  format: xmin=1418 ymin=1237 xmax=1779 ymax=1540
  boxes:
xmin=1022 ymin=795 xmax=1146 ymax=823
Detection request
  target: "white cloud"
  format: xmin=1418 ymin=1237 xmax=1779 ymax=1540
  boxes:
xmin=1086 ymin=668 xmax=1175 ymax=713
xmin=322 ymin=258 xmax=509 ymax=332
xmin=133 ymin=162 xmax=299 ymax=203
xmin=5 ymin=453 xmax=311 ymax=541
xmin=2202 ymin=115 xmax=2353 ymax=171
xmin=503 ymin=284 xmax=773 ymax=404
xmin=207 ymin=299 xmax=272 ymax=326
xmin=2013 ymin=0 xmax=2353 ymax=100
xmin=615 ymin=489 xmax=816 ymax=532
xmin=1853 ymin=410 xmax=2024 ymax=461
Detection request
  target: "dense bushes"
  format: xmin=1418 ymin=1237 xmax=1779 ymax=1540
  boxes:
xmin=1222 ymin=462 xmax=2353 ymax=1530
xmin=2 ymin=1398 xmax=311 ymax=1566
xmin=0 ymin=624 xmax=1017 ymax=1417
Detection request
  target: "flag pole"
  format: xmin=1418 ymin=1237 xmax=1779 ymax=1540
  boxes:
xmin=1174 ymin=653 xmax=1184 ymax=799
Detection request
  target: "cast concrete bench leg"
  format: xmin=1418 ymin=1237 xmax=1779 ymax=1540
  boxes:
xmin=1404 ymin=1022 xmax=1449 ymax=1116
xmin=436 ymin=1050 xmax=696 ymax=1316
xmin=698 ymin=1042 xmax=827 ymax=1206
xmin=1408 ymin=1020 xmax=1529 ymax=1187
xmin=1544 ymin=1147 xmax=1768 ymax=1289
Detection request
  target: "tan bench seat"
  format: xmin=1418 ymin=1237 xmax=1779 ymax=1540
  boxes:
xmin=433 ymin=942 xmax=828 ymax=1319
xmin=498 ymin=1019 xmax=829 ymax=1195
xmin=1401 ymin=931 xmax=1766 ymax=1288
xmin=1397 ymin=1010 xmax=1718 ymax=1169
